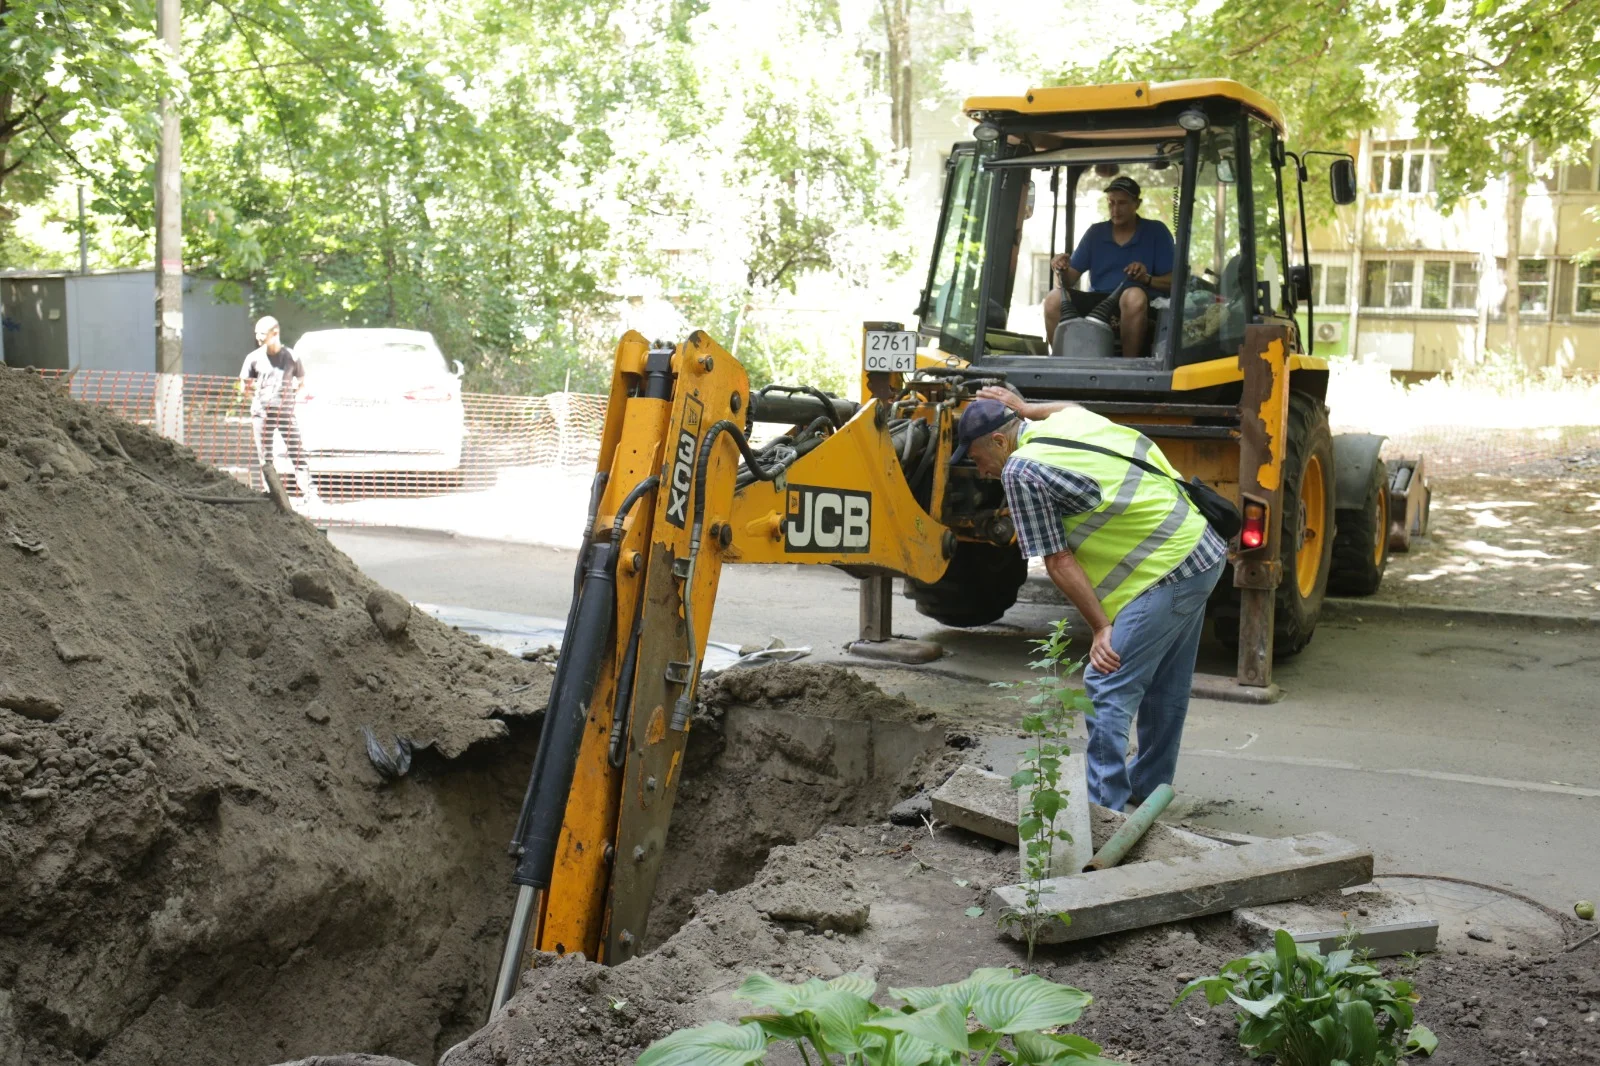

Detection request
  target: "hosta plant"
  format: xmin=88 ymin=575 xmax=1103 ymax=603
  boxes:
xmin=1174 ymin=929 xmax=1439 ymax=1065
xmin=635 ymin=967 xmax=1123 ymax=1065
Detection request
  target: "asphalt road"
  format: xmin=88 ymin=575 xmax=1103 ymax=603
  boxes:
xmin=332 ymin=526 xmax=1600 ymax=913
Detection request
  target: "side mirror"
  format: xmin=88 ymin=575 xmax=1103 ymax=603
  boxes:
xmin=1289 ymin=264 xmax=1312 ymax=304
xmin=1329 ymin=158 xmax=1358 ymax=205
xmin=1216 ymin=158 xmax=1237 ymax=185
xmin=452 ymin=359 xmax=465 ymax=378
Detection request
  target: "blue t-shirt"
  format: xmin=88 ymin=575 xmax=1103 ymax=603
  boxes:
xmin=1069 ymin=218 xmax=1175 ymax=293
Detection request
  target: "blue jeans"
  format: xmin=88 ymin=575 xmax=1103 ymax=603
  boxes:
xmin=1082 ymin=560 xmax=1225 ymax=811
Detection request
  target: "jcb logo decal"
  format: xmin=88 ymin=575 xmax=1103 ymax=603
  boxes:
xmin=785 ymin=486 xmax=871 ymax=553
xmin=664 ymin=396 xmax=705 ymax=529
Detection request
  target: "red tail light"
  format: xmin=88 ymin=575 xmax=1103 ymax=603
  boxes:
xmin=404 ymin=385 xmax=456 ymax=402
xmin=1240 ymin=501 xmax=1268 ymax=550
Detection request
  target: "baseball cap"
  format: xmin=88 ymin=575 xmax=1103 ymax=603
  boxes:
xmin=254 ymin=315 xmax=279 ymax=341
xmin=949 ymin=398 xmax=1017 ymax=464
xmin=1106 ymin=175 xmax=1141 ymax=199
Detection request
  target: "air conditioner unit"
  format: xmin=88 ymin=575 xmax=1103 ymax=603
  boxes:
xmin=1315 ymin=321 xmax=1344 ymax=344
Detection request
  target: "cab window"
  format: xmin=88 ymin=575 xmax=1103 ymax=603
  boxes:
xmin=1178 ymin=128 xmax=1246 ymax=363
xmin=1248 ymin=116 xmax=1290 ymax=316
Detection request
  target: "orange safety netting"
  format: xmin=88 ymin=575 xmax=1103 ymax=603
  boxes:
xmin=40 ymin=369 xmax=607 ymax=541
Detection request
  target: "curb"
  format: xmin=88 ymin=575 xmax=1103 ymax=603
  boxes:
xmin=1321 ymin=597 xmax=1599 ymax=630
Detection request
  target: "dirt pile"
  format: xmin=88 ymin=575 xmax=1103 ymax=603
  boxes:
xmin=0 ymin=368 xmax=550 ymax=1066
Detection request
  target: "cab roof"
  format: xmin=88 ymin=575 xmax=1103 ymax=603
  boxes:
xmin=963 ymin=78 xmax=1286 ymax=134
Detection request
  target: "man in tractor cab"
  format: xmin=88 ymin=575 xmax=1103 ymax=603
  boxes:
xmin=953 ymin=388 xmax=1227 ymax=812
xmin=1044 ymin=176 xmax=1173 ymax=358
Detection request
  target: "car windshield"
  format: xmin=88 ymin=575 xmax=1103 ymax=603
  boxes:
xmin=297 ymin=337 xmax=446 ymax=376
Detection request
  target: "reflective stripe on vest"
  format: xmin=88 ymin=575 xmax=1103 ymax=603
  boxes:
xmin=1013 ymin=407 xmax=1209 ymax=620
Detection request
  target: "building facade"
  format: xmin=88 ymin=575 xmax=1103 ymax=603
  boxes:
xmin=1303 ymin=129 xmax=1600 ymax=377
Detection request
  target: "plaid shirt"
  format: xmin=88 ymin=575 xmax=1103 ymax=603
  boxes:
xmin=1002 ymin=445 xmax=1228 ymax=586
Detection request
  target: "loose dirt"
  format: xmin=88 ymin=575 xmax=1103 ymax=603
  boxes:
xmin=0 ymin=368 xmax=550 ymax=1066
xmin=1378 ymin=474 xmax=1600 ymax=615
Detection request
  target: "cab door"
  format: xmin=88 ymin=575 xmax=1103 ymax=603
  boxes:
xmin=1244 ymin=115 xmax=1299 ymax=347
xmin=917 ymin=143 xmax=990 ymax=359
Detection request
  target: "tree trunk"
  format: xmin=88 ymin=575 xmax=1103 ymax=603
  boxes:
xmin=880 ymin=0 xmax=912 ymax=174
xmin=1503 ymin=155 xmax=1523 ymax=361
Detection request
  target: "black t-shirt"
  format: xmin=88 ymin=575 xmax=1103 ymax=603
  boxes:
xmin=241 ymin=344 xmax=303 ymax=411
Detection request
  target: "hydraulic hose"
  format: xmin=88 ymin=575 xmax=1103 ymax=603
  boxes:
xmin=672 ymin=420 xmax=780 ymax=731
xmin=605 ymin=475 xmax=661 ymax=768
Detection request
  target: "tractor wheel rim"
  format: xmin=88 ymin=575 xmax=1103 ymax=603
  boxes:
xmin=1296 ymin=453 xmax=1327 ymax=599
xmin=1375 ymin=482 xmax=1389 ymax=567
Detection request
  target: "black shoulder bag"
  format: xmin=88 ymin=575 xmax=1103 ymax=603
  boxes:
xmin=1027 ymin=436 xmax=1242 ymax=540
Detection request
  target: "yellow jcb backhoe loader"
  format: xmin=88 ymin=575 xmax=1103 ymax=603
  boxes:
xmin=488 ymin=79 xmax=1430 ymax=1010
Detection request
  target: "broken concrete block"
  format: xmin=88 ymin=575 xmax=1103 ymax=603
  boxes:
xmin=1017 ymin=751 xmax=1093 ymax=879
xmin=932 ymin=763 xmax=1227 ymax=867
xmin=366 ymin=588 xmax=411 ymax=638
xmin=989 ymin=832 xmax=1373 ymax=944
xmin=1236 ymin=895 xmax=1440 ymax=958
xmin=932 ymin=765 xmax=1019 ymax=844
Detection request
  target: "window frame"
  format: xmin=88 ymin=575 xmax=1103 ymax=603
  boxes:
xmin=1574 ymin=260 xmax=1600 ymax=316
xmin=1310 ymin=259 xmax=1351 ymax=310
xmin=1368 ymin=139 xmax=1446 ymax=199
xmin=1361 ymin=256 xmax=1480 ymax=315
xmin=1515 ymin=257 xmax=1553 ymax=315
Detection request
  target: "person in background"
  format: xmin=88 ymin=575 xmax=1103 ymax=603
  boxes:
xmin=1044 ymin=175 xmax=1174 ymax=357
xmin=239 ymin=315 xmax=318 ymax=502
xmin=951 ymin=387 xmax=1227 ymax=811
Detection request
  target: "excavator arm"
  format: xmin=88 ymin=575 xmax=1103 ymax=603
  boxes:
xmin=491 ymin=330 xmax=974 ymax=1010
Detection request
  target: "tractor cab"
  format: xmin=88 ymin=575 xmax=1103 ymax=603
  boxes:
xmin=917 ymin=79 xmax=1356 ymax=399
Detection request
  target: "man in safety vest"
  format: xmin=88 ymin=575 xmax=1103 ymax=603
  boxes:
xmin=954 ymin=387 xmax=1228 ymax=811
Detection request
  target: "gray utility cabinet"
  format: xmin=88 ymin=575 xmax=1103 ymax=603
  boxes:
xmin=1 ymin=270 xmax=252 ymax=377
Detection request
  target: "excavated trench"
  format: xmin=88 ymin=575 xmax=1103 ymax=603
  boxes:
xmin=0 ymin=368 xmax=960 ymax=1066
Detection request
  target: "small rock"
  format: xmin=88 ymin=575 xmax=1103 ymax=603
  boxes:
xmin=20 ymin=787 xmax=53 ymax=802
xmin=1533 ymin=1017 xmax=1549 ymax=1028
xmin=290 ymin=569 xmax=338 ymax=608
xmin=1467 ymin=928 xmax=1494 ymax=943
xmin=887 ymin=792 xmax=932 ymax=826
xmin=0 ymin=733 xmax=25 ymax=754
xmin=1175 ymin=973 xmax=1196 ymax=982
xmin=0 ymin=685 xmax=64 ymax=722
xmin=366 ymin=588 xmax=411 ymax=639
xmin=304 ymin=703 xmax=331 ymax=724
xmin=1357 ymin=907 xmax=1370 ymax=916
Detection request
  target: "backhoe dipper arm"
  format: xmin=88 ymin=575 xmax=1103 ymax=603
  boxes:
xmin=492 ymin=331 xmax=955 ymax=1012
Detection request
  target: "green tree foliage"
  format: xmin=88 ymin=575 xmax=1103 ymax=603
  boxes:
xmin=1397 ymin=0 xmax=1600 ymax=201
xmin=1053 ymin=0 xmax=1389 ymax=154
xmin=0 ymin=0 xmax=173 ymax=207
xmin=5 ymin=0 xmax=908 ymax=395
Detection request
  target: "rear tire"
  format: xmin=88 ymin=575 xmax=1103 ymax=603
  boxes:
xmin=1212 ymin=392 xmax=1335 ymax=657
xmin=1328 ymin=455 xmax=1390 ymax=596
xmin=906 ymin=541 xmax=1027 ymax=628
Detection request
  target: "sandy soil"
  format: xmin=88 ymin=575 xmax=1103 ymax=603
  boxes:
xmin=0 ymin=367 xmax=552 ymax=1066
xmin=1378 ymin=475 xmax=1600 ymax=615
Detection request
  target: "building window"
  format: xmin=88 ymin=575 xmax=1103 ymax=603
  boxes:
xmin=1030 ymin=254 xmax=1053 ymax=305
xmin=1364 ymin=259 xmax=1416 ymax=308
xmin=1369 ymin=140 xmax=1445 ymax=197
xmin=1419 ymin=260 xmax=1478 ymax=310
xmin=1517 ymin=258 xmax=1551 ymax=313
xmin=1577 ymin=262 xmax=1600 ymax=314
xmin=1563 ymin=143 xmax=1599 ymax=192
xmin=1312 ymin=263 xmax=1350 ymax=307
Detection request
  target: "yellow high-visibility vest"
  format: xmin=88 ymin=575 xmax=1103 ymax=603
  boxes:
xmin=1012 ymin=407 xmax=1210 ymax=619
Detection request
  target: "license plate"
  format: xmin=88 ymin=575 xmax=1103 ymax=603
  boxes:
xmin=863 ymin=330 xmax=918 ymax=373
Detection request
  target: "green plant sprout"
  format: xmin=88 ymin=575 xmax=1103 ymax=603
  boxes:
xmin=1175 ymin=928 xmax=1439 ymax=1065
xmin=991 ymin=617 xmax=1092 ymax=970
xmin=635 ymin=968 xmax=1123 ymax=1065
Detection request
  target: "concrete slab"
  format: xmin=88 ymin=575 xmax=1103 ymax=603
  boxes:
xmin=1016 ymin=752 xmax=1092 ymax=879
xmin=846 ymin=639 xmax=943 ymax=664
xmin=1236 ymin=891 xmax=1441 ymax=957
xmin=931 ymin=764 xmax=1228 ymax=868
xmin=989 ymin=832 xmax=1374 ymax=944
xmin=932 ymin=765 xmax=1019 ymax=844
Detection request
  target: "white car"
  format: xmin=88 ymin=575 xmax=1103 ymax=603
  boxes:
xmin=289 ymin=328 xmax=466 ymax=474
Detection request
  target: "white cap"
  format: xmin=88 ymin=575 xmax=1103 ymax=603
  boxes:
xmin=254 ymin=315 xmax=280 ymax=339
